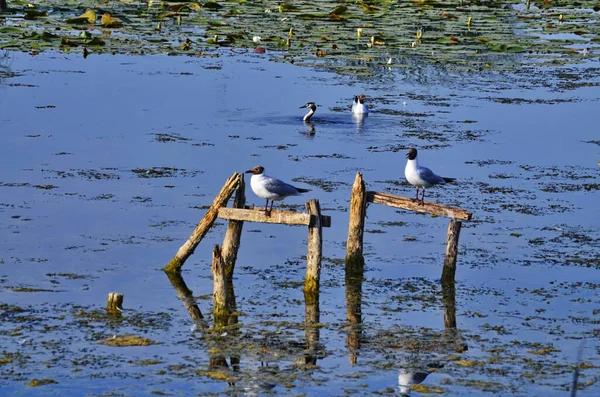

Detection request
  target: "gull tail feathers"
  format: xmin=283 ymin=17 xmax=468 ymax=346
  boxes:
xmin=442 ymin=177 xmax=456 ymax=183
xmin=296 ymin=188 xmax=311 ymax=193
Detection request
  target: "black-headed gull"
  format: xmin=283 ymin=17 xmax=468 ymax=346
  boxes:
xmin=245 ymin=166 xmax=310 ymax=215
xmin=352 ymin=94 xmax=369 ymax=115
xmin=405 ymin=148 xmax=455 ymax=205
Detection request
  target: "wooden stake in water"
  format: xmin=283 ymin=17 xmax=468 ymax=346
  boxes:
xmin=164 ymin=172 xmax=241 ymax=272
xmin=106 ymin=292 xmax=124 ymax=314
xmin=305 ymin=199 xmax=323 ymax=295
xmin=442 ymin=219 xmax=462 ymax=283
xmin=345 ymin=172 xmax=367 ymax=269
xmin=211 ymin=245 xmax=231 ymax=324
xmin=221 ymin=175 xmax=246 ymax=280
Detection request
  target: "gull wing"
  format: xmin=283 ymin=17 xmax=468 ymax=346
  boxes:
xmin=417 ymin=166 xmax=445 ymax=185
xmin=263 ymin=176 xmax=302 ymax=196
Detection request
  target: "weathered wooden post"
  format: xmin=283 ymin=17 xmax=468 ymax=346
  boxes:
xmin=441 ymin=278 xmax=457 ymax=329
xmin=164 ymin=270 xmax=205 ymax=324
xmin=211 ymin=245 xmax=231 ymax=325
xmin=442 ymin=219 xmax=462 ymax=283
xmin=221 ymin=175 xmax=246 ymax=281
xmin=345 ymin=172 xmax=367 ymax=269
xmin=164 ymin=172 xmax=241 ymax=272
xmin=106 ymin=292 xmax=124 ymax=314
xmin=304 ymin=199 xmax=322 ymax=296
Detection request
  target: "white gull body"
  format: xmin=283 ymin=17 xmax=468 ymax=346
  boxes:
xmin=352 ymin=94 xmax=369 ymax=115
xmin=246 ymin=166 xmax=310 ymax=214
xmin=404 ymin=148 xmax=455 ymax=203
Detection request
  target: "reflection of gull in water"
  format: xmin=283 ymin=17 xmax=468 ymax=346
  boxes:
xmin=243 ymin=362 xmax=278 ymax=397
xmin=352 ymin=113 xmax=366 ymax=133
xmin=397 ymin=369 xmax=430 ymax=396
xmin=397 ymin=362 xmax=444 ymax=396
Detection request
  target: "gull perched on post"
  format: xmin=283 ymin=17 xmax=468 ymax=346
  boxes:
xmin=245 ymin=166 xmax=310 ymax=216
xmin=404 ymin=148 xmax=455 ymax=205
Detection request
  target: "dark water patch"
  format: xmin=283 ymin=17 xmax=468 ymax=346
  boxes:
xmin=540 ymin=182 xmax=600 ymax=193
xmin=292 ymin=177 xmax=348 ymax=193
xmin=153 ymin=132 xmax=191 ymax=143
xmin=484 ymin=96 xmax=578 ymax=105
xmin=131 ymin=167 xmax=202 ymax=178
xmin=302 ymin=153 xmax=354 ymax=160
xmin=465 ymin=159 xmax=514 ymax=167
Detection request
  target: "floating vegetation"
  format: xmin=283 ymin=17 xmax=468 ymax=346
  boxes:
xmin=27 ymin=378 xmax=58 ymax=387
xmin=1 ymin=1 xmax=599 ymax=74
xmin=99 ymin=335 xmax=161 ymax=347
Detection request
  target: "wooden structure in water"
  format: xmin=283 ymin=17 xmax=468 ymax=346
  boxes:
xmin=345 ymin=172 xmax=472 ymax=282
xmin=164 ymin=172 xmax=331 ymax=318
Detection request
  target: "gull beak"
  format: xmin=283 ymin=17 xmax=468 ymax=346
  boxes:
xmin=299 ymin=105 xmax=306 ymax=109
xmin=405 ymin=152 xmax=410 ymax=159
xmin=245 ymin=169 xmax=253 ymax=174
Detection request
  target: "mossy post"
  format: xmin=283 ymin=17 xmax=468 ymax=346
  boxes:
xmin=221 ymin=174 xmax=246 ymax=281
xmin=0 ymin=0 xmax=7 ymax=11
xmin=164 ymin=172 xmax=241 ymax=273
xmin=106 ymin=292 xmax=124 ymax=314
xmin=211 ymin=244 xmax=231 ymax=326
xmin=345 ymin=172 xmax=366 ymax=270
xmin=442 ymin=219 xmax=462 ymax=283
xmin=304 ymin=199 xmax=322 ymax=296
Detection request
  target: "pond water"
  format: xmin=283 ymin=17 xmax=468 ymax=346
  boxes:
xmin=0 ymin=49 xmax=599 ymax=396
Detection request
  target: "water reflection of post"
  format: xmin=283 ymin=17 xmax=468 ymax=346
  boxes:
xmin=164 ymin=270 xmax=207 ymax=329
xmin=300 ymin=287 xmax=320 ymax=366
xmin=345 ymin=261 xmax=364 ymax=365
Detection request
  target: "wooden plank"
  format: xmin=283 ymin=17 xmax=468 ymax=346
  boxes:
xmin=366 ymin=191 xmax=472 ymax=221
xmin=218 ymin=206 xmax=331 ymax=227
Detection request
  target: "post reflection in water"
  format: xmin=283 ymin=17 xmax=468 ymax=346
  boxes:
xmin=164 ymin=270 xmax=207 ymax=330
xmin=298 ymin=287 xmax=321 ymax=366
xmin=342 ymin=258 xmax=464 ymax=394
xmin=166 ymin=268 xmax=324 ymax=393
xmin=345 ymin=262 xmax=364 ymax=365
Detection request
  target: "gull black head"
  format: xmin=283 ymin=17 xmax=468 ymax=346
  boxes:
xmin=406 ymin=148 xmax=417 ymax=160
xmin=357 ymin=94 xmax=367 ymax=104
xmin=300 ymin=102 xmax=317 ymax=111
xmin=245 ymin=165 xmax=265 ymax=175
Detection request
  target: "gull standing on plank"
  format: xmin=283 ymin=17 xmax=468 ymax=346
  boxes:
xmin=299 ymin=102 xmax=317 ymax=122
xmin=404 ymin=148 xmax=455 ymax=205
xmin=352 ymin=94 xmax=369 ymax=115
xmin=245 ymin=166 xmax=310 ymax=216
